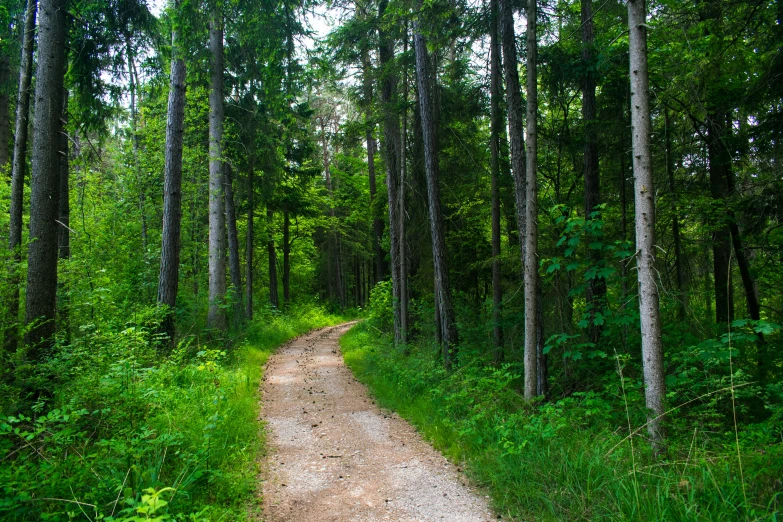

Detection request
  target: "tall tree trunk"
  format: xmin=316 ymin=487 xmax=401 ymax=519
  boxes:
xmin=581 ymin=0 xmax=605 ymax=343
xmin=399 ymin=23 xmax=410 ymax=349
xmin=25 ymin=0 xmax=68 ymax=355
xmin=157 ymin=6 xmax=186 ymax=344
xmin=379 ymin=0 xmax=402 ymax=345
xmin=125 ymin=38 xmax=147 ymax=252
xmin=283 ymin=210 xmax=291 ymax=304
xmin=414 ymin=4 xmax=458 ymax=367
xmin=0 ymin=55 xmax=9 ymax=172
xmin=628 ymin=0 xmax=665 ymax=452
xmin=245 ymin=158 xmax=254 ymax=319
xmin=499 ymin=0 xmax=527 ymax=270
xmin=490 ymin=0 xmax=504 ymax=365
xmin=207 ymin=10 xmax=227 ymax=331
xmin=57 ymin=91 xmax=70 ymax=341
xmin=6 ymin=0 xmax=37 ymax=353
xmin=224 ymin=164 xmax=242 ymax=325
xmin=665 ymin=109 xmax=685 ymax=320
xmin=362 ymin=46 xmax=384 ymax=284
xmin=267 ymin=208 xmax=279 ymax=308
xmin=524 ymin=0 xmax=540 ymax=400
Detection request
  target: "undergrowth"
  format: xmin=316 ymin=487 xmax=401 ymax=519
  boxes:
xmin=341 ymin=322 xmax=783 ymax=521
xmin=0 ymin=303 xmax=345 ymax=521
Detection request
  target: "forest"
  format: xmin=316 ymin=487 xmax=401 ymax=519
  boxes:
xmin=0 ymin=0 xmax=781 ymax=519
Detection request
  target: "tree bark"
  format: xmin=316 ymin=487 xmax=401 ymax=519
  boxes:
xmin=157 ymin=6 xmax=186 ymax=344
xmin=665 ymin=109 xmax=686 ymax=320
xmin=499 ymin=0 xmax=527 ymax=271
xmin=224 ymin=164 xmax=243 ymax=325
xmin=414 ymin=4 xmax=459 ymax=367
xmin=581 ymin=0 xmax=605 ymax=343
xmin=399 ymin=24 xmax=410 ymax=349
xmin=379 ymin=0 xmax=402 ymax=345
xmin=57 ymin=90 xmax=70 ymax=341
xmin=6 ymin=0 xmax=37 ymax=353
xmin=267 ymin=208 xmax=279 ymax=308
xmin=283 ymin=210 xmax=291 ymax=304
xmin=524 ymin=0 xmax=540 ymax=400
xmin=628 ymin=0 xmax=666 ymax=452
xmin=362 ymin=46 xmax=384 ymax=284
xmin=490 ymin=0 xmax=504 ymax=365
xmin=25 ymin=0 xmax=68 ymax=355
xmin=0 ymin=55 xmax=10 ymax=173
xmin=208 ymin=10 xmax=227 ymax=331
xmin=246 ymin=157 xmax=254 ymax=320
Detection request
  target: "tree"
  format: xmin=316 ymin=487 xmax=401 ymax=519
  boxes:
xmin=157 ymin=0 xmax=187 ymax=344
xmin=208 ymin=7 xmax=228 ymax=331
xmin=6 ymin=0 xmax=37 ymax=352
xmin=524 ymin=0 xmax=539 ymax=400
xmin=489 ymin=0 xmax=503 ymax=364
xmin=628 ymin=0 xmax=665 ymax=451
xmin=413 ymin=0 xmax=458 ymax=368
xmin=581 ymin=0 xmax=605 ymax=343
xmin=499 ymin=0 xmax=527 ymax=277
xmin=25 ymin=0 xmax=68 ymax=355
xmin=378 ymin=0 xmax=402 ymax=345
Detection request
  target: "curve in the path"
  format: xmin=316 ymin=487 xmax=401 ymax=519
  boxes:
xmin=260 ymin=322 xmax=494 ymax=522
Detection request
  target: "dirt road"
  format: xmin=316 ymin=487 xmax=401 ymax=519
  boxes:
xmin=259 ymin=323 xmax=494 ymax=521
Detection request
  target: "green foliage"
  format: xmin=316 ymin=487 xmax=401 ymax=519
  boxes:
xmin=342 ymin=322 xmax=783 ymax=520
xmin=0 ymin=305 xmax=345 ymax=521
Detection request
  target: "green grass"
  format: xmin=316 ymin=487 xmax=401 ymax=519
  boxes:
xmin=341 ymin=322 xmax=783 ymax=521
xmin=0 ymin=304 xmax=348 ymax=521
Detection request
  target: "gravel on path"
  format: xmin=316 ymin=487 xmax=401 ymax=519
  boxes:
xmin=259 ymin=322 xmax=495 ymax=522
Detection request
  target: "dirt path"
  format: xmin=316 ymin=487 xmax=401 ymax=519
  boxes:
xmin=259 ymin=323 xmax=494 ymax=522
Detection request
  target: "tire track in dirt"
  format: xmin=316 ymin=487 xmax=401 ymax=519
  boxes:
xmin=259 ymin=322 xmax=494 ymax=521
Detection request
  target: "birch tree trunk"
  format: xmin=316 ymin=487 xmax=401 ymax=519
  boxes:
xmin=208 ymin=10 xmax=227 ymax=331
xmin=628 ymin=0 xmax=666 ymax=452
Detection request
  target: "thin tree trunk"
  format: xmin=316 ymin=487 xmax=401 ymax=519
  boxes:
xmin=490 ymin=0 xmax=504 ymax=365
xmin=267 ymin=208 xmax=279 ymax=308
xmin=157 ymin=4 xmax=186 ymax=344
xmin=581 ymin=0 xmax=605 ymax=343
xmin=57 ymin=90 xmax=70 ymax=341
xmin=0 ymin=56 xmax=10 ymax=172
xmin=126 ymin=36 xmax=147 ymax=251
xmin=362 ymin=46 xmax=384 ymax=284
xmin=399 ymin=23 xmax=410 ymax=349
xmin=246 ymin=158 xmax=254 ymax=319
xmin=665 ymin=109 xmax=685 ymax=320
xmin=25 ymin=0 xmax=68 ymax=355
xmin=414 ymin=5 xmax=458 ymax=367
xmin=224 ymin=164 xmax=242 ymax=325
xmin=6 ymin=0 xmax=37 ymax=353
xmin=283 ymin=210 xmax=291 ymax=304
xmin=628 ymin=0 xmax=665 ymax=452
xmin=379 ymin=0 xmax=402 ymax=345
xmin=524 ymin=0 xmax=540 ymax=400
xmin=208 ymin=10 xmax=227 ymax=331
xmin=500 ymin=0 xmax=527 ymax=271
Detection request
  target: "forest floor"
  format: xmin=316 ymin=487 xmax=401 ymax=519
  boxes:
xmin=257 ymin=322 xmax=494 ymax=521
